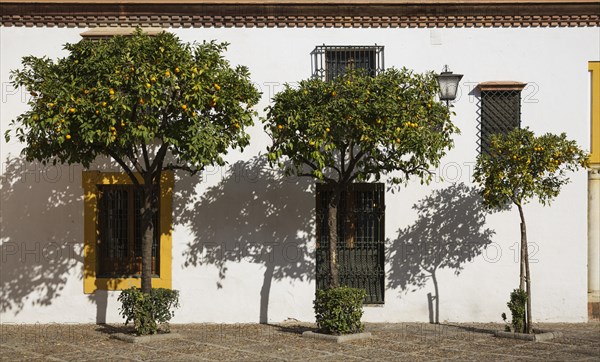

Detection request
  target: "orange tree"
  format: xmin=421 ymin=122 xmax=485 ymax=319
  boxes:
xmin=263 ymin=68 xmax=458 ymax=288
xmin=473 ymin=127 xmax=587 ymax=333
xmin=6 ymin=30 xmax=260 ymax=293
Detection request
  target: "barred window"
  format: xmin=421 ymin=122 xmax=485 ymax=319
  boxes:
xmin=316 ymin=183 xmax=385 ymax=304
xmin=312 ymin=45 xmax=384 ymax=81
xmin=97 ymin=185 xmax=160 ymax=277
xmin=478 ymin=82 xmax=527 ymax=155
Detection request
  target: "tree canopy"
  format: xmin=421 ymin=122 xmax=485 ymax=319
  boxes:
xmin=264 ymin=68 xmax=459 ymax=187
xmin=474 ymin=127 xmax=588 ymax=209
xmin=473 ymin=127 xmax=588 ymax=333
xmin=264 ymin=68 xmax=459 ymax=288
xmin=6 ymin=30 xmax=261 ymax=293
xmin=6 ymin=30 xmax=260 ymax=185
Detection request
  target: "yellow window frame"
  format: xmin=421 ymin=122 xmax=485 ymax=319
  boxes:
xmin=82 ymin=170 xmax=173 ymax=293
xmin=590 ymin=61 xmax=600 ymax=165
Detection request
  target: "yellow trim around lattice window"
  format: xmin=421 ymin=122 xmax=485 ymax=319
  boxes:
xmin=590 ymin=62 xmax=600 ymax=165
xmin=82 ymin=170 xmax=173 ymax=293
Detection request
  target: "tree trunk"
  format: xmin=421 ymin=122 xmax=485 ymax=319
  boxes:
xmin=327 ymin=188 xmax=342 ymax=289
xmin=518 ymin=207 xmax=526 ymax=292
xmin=523 ymin=232 xmax=532 ymax=334
xmin=140 ymin=179 xmax=155 ymax=294
xmin=431 ymin=268 xmax=440 ymax=324
xmin=517 ymin=204 xmax=532 ymax=333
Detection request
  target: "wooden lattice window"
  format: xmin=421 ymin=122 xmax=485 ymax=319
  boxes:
xmin=315 ymin=183 xmax=385 ymax=304
xmin=478 ymin=82 xmax=527 ymax=155
xmin=97 ymin=185 xmax=160 ymax=278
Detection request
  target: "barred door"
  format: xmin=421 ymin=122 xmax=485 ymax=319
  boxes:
xmin=316 ymin=183 xmax=385 ymax=303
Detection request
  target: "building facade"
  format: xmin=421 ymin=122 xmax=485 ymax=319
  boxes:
xmin=1 ymin=1 xmax=599 ymax=324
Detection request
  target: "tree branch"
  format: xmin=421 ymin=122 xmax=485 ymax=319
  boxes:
xmin=141 ymin=139 xmax=151 ymax=171
xmin=107 ymin=149 xmax=140 ymax=187
xmin=297 ymin=154 xmax=319 ymax=171
xmin=341 ymin=149 xmax=366 ymax=184
xmin=340 ymin=145 xmax=346 ymax=176
xmin=126 ymin=149 xmax=144 ymax=175
xmin=297 ymin=172 xmax=336 ymax=184
xmin=150 ymin=143 xmax=168 ymax=175
xmin=164 ymin=163 xmax=200 ymax=175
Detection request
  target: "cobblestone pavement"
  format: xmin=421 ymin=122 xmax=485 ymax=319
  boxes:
xmin=1 ymin=322 xmax=598 ymax=361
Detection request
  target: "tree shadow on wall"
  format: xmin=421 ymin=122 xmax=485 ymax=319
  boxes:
xmin=387 ymin=183 xmax=495 ymax=324
xmin=180 ymin=156 xmax=314 ymax=323
xmin=0 ymin=156 xmax=82 ymax=315
xmin=84 ymin=154 xmax=197 ymax=324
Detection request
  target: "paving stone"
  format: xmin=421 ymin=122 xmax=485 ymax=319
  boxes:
xmin=0 ymin=345 xmax=42 ymax=360
xmin=190 ymin=343 xmax=280 ymax=360
xmin=246 ymin=341 xmax=332 ymax=359
xmin=303 ymin=353 xmax=365 ymax=361
xmin=0 ymin=322 xmax=598 ymax=361
xmin=359 ymin=336 xmax=429 ymax=354
xmin=302 ymin=331 xmax=372 ymax=343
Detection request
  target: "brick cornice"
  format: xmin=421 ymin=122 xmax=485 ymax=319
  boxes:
xmin=1 ymin=2 xmax=599 ymax=28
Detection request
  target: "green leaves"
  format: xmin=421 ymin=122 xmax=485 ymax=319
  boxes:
xmin=7 ymin=29 xmax=261 ymax=173
xmin=314 ymin=286 xmax=366 ymax=335
xmin=118 ymin=287 xmax=180 ymax=335
xmin=263 ymin=68 xmax=458 ymax=186
xmin=473 ymin=127 xmax=588 ymax=209
xmin=504 ymin=288 xmax=528 ymax=333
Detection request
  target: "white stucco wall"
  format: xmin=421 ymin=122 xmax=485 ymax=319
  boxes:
xmin=1 ymin=25 xmax=598 ymax=324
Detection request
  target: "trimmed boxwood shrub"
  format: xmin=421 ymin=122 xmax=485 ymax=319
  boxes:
xmin=501 ymin=288 xmax=528 ymax=333
xmin=314 ymin=286 xmax=366 ymax=335
xmin=118 ymin=287 xmax=180 ymax=335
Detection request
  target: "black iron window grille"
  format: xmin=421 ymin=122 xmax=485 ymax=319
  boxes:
xmin=479 ymin=88 xmax=524 ymax=155
xmin=97 ymin=184 xmax=160 ymax=278
xmin=311 ymin=45 xmax=385 ymax=81
xmin=316 ymin=183 xmax=385 ymax=304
